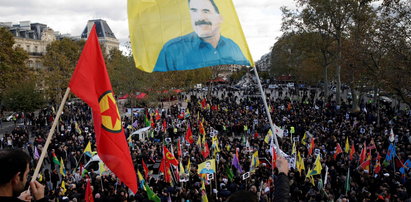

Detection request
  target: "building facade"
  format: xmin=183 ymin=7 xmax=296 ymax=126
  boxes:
xmin=255 ymin=52 xmax=271 ymax=72
xmin=1 ymin=19 xmax=120 ymax=69
xmin=81 ymin=19 xmax=119 ymax=55
xmin=0 ymin=21 xmax=56 ymax=70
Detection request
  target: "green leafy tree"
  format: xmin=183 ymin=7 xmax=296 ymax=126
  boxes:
xmin=42 ymin=38 xmax=85 ymax=103
xmin=271 ymin=32 xmax=331 ymax=85
xmin=3 ymin=80 xmax=45 ymax=113
xmin=0 ymin=27 xmax=32 ymax=100
xmin=281 ymin=0 xmax=370 ymax=105
xmin=375 ymin=0 xmax=411 ymax=106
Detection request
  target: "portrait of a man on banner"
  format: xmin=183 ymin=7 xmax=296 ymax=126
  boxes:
xmin=197 ymin=159 xmax=216 ymax=174
xmin=128 ymin=0 xmax=254 ymax=72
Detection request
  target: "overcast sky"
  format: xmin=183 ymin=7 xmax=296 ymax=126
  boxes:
xmin=0 ymin=0 xmax=296 ymax=61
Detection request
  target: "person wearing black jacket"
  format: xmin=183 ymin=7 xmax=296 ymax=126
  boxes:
xmin=274 ymin=156 xmax=290 ymax=202
xmin=227 ymin=156 xmax=290 ymax=202
xmin=0 ymin=149 xmax=46 ymax=201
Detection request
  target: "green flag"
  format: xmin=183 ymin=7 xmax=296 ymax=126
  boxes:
xmin=52 ymin=152 xmax=60 ymax=166
xmin=144 ymin=183 xmax=160 ymax=202
xmin=144 ymin=115 xmax=151 ymax=127
xmin=225 ymin=166 xmax=234 ymax=181
xmin=345 ymin=169 xmax=350 ymax=194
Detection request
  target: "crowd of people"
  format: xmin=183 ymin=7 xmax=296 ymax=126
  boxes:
xmin=1 ymin=84 xmax=410 ymax=201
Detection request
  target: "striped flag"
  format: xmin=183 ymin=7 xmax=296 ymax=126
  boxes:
xmin=52 ymin=152 xmax=60 ymax=166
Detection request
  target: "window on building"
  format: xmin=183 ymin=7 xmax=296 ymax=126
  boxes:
xmin=26 ymin=45 xmax=30 ymax=52
xmin=34 ymin=46 xmax=38 ymax=53
xmin=36 ymin=62 xmax=41 ymax=69
xmin=28 ymin=60 xmax=34 ymax=68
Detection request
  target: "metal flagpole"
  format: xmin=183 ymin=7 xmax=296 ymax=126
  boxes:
xmin=251 ymin=67 xmax=281 ymax=152
xmin=101 ymin=175 xmax=104 ymax=192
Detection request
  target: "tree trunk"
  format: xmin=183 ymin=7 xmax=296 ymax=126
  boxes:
xmin=351 ymin=88 xmax=360 ymax=112
xmin=336 ymin=38 xmax=342 ymax=106
xmin=324 ymin=65 xmax=329 ymax=102
xmin=373 ymin=87 xmax=378 ymax=107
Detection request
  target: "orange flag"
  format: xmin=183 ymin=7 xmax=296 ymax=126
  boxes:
xmin=199 ymin=121 xmax=205 ymax=135
xmin=359 ymin=142 xmax=367 ymax=164
xmin=155 ymin=109 xmax=161 ymax=120
xmin=308 ymin=138 xmax=315 ymax=156
xmin=69 ymin=25 xmax=137 ymax=193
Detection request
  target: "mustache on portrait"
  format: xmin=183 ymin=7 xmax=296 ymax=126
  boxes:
xmin=195 ymin=20 xmax=212 ymax=26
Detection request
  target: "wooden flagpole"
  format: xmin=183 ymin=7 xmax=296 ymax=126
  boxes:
xmin=31 ymin=87 xmax=71 ymax=181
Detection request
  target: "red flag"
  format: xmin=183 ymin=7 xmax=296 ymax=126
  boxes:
xmin=68 ymin=25 xmax=137 ymax=193
xmin=164 ymin=167 xmax=172 ymax=183
xmin=374 ymin=161 xmax=381 ymax=174
xmin=201 ymin=142 xmax=210 ymax=158
xmin=150 ymin=117 xmax=155 ymax=128
xmin=359 ymin=142 xmax=367 ymax=164
xmin=185 ymin=125 xmax=194 ymax=144
xmin=360 ymin=152 xmax=371 ymax=171
xmin=159 ymin=156 xmax=168 ymax=173
xmin=272 ymin=145 xmax=277 ymax=169
xmin=85 ymin=179 xmax=94 ymax=202
xmin=308 ymin=138 xmax=315 ymax=156
xmin=159 ymin=158 xmax=172 ymax=183
xmin=142 ymin=159 xmax=149 ymax=179
xmin=349 ymin=144 xmax=355 ymax=161
xmin=177 ymin=138 xmax=182 ymax=158
xmin=155 ymin=110 xmax=161 ymax=120
xmin=164 ymin=146 xmax=179 ymax=166
xmin=159 ymin=149 xmax=173 ymax=183
xmin=374 ymin=153 xmax=381 ymax=174
xmin=177 ymin=111 xmax=185 ymax=119
xmin=334 ymin=143 xmax=343 ymax=160
xmin=162 ymin=120 xmax=167 ymax=132
xmin=201 ymin=98 xmax=207 ymax=109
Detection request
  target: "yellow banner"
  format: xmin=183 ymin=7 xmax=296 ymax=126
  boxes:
xmin=128 ymin=0 xmax=254 ymax=72
xmin=197 ymin=159 xmax=216 ymax=174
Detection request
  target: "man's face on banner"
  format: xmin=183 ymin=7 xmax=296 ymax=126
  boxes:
xmin=189 ymin=0 xmax=222 ymax=39
xmin=206 ymin=161 xmax=211 ymax=169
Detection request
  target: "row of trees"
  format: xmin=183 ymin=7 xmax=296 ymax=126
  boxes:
xmin=0 ymin=27 xmax=44 ymax=114
xmin=0 ymin=28 xmax=214 ymax=113
xmin=271 ymin=0 xmax=410 ymax=108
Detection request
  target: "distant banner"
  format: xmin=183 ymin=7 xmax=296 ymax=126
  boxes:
xmin=128 ymin=0 xmax=254 ymax=72
xmin=197 ymin=159 xmax=216 ymax=174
